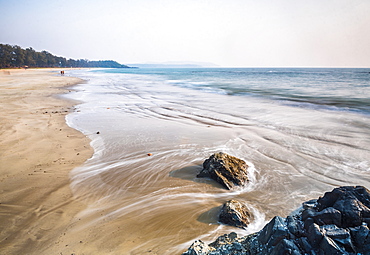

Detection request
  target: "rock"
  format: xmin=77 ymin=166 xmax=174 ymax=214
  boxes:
xmin=302 ymin=199 xmax=317 ymax=210
xmin=319 ymin=235 xmax=347 ymax=254
xmin=314 ymin=207 xmax=342 ymax=226
xmin=208 ymin=232 xmax=250 ymax=254
xmin=182 ymin=240 xmax=213 ymax=255
xmin=219 ymin=200 xmax=253 ymax=229
xmin=197 ymin=152 xmax=249 ymax=190
xmin=209 ymin=232 xmax=238 ymax=247
xmin=270 ymin=239 xmax=301 ymax=255
xmin=182 ymin=232 xmax=250 ymax=255
xmin=321 ymin=224 xmax=354 ymax=252
xmin=257 ymin=216 xmax=289 ymax=247
xmin=182 ymin=186 xmax=370 ymax=255
xmin=295 ymin=237 xmax=313 ymax=254
xmin=317 ymin=186 xmax=370 ymax=228
xmin=350 ymin=225 xmax=370 ymax=253
xmin=302 ymin=207 xmax=342 ymax=227
xmin=307 ymin=223 xmax=324 ymax=249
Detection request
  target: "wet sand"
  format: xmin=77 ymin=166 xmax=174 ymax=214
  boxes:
xmin=59 ymin=68 xmax=370 ymax=254
xmin=0 ymin=69 xmax=92 ymax=254
xmin=3 ymin=68 xmax=369 ymax=254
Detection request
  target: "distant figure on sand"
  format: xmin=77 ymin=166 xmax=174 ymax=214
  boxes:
xmin=60 ymin=70 xmax=65 ymax=75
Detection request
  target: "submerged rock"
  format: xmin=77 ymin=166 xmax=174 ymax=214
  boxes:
xmin=219 ymin=200 xmax=253 ymax=229
xmin=197 ymin=152 xmax=249 ymax=190
xmin=182 ymin=186 xmax=370 ymax=255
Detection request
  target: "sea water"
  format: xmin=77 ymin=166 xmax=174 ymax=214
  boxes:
xmin=64 ymin=68 xmax=370 ymax=254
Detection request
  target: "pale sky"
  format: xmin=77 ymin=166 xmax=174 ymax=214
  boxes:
xmin=1 ymin=0 xmax=369 ymax=67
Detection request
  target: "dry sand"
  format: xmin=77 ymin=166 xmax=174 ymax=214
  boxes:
xmin=0 ymin=69 xmax=93 ymax=254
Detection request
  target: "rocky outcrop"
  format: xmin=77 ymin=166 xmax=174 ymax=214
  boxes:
xmin=197 ymin=152 xmax=249 ymax=190
xmin=183 ymin=232 xmax=252 ymax=255
xmin=182 ymin=186 xmax=370 ymax=255
xmin=219 ymin=200 xmax=253 ymax=229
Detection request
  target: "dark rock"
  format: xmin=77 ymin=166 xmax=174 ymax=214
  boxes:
xmin=182 ymin=240 xmax=213 ymax=255
xmin=303 ymin=217 xmax=315 ymax=231
xmin=319 ymin=235 xmax=347 ymax=254
xmin=271 ymin=239 xmax=301 ymax=255
xmin=307 ymin=223 xmax=324 ymax=249
xmin=257 ymin=216 xmax=289 ymax=247
xmin=240 ymin=233 xmax=259 ymax=254
xmin=209 ymin=232 xmax=238 ymax=247
xmin=333 ymin=197 xmax=364 ymax=228
xmin=317 ymin=186 xmax=370 ymax=228
xmin=321 ymin=224 xmax=354 ymax=252
xmin=320 ymin=207 xmax=342 ymax=226
xmin=182 ymin=186 xmax=370 ymax=255
xmin=302 ymin=208 xmax=316 ymax=222
xmin=316 ymin=190 xmax=341 ymax=211
xmin=286 ymin=215 xmax=304 ymax=237
xmin=350 ymin=225 xmax=368 ymax=247
xmin=197 ymin=152 xmax=249 ymax=190
xmin=312 ymin=207 xmax=342 ymax=226
xmin=219 ymin=200 xmax=253 ymax=229
xmin=302 ymin=199 xmax=317 ymax=210
xmin=364 ymin=218 xmax=370 ymax=226
xmin=350 ymin=225 xmax=370 ymax=253
xmin=209 ymin=232 xmax=250 ymax=254
xmin=295 ymin=237 xmax=313 ymax=254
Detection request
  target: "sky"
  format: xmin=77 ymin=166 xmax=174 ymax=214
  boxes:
xmin=1 ymin=0 xmax=369 ymax=67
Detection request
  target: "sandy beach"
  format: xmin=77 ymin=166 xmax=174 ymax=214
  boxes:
xmin=2 ymin=68 xmax=369 ymax=254
xmin=0 ymin=69 xmax=92 ymax=254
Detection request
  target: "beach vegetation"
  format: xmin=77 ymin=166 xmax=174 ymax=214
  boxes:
xmin=0 ymin=43 xmax=129 ymax=68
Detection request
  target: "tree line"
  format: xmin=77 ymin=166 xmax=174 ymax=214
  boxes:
xmin=0 ymin=43 xmax=129 ymax=69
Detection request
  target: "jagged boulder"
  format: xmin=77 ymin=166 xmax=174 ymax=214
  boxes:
xmin=182 ymin=240 xmax=213 ymax=255
xmin=219 ymin=200 xmax=253 ymax=229
xmin=182 ymin=232 xmax=250 ymax=255
xmin=182 ymin=186 xmax=370 ymax=255
xmin=197 ymin=152 xmax=249 ymax=190
xmin=316 ymin=186 xmax=370 ymax=228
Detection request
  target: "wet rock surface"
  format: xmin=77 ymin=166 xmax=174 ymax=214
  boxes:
xmin=183 ymin=186 xmax=370 ymax=255
xmin=197 ymin=152 xmax=249 ymax=190
xmin=219 ymin=200 xmax=253 ymax=230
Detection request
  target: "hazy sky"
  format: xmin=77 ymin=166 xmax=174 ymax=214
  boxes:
xmin=1 ymin=0 xmax=369 ymax=67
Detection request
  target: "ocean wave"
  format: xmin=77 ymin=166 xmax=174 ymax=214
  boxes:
xmin=64 ymin=68 xmax=370 ymax=254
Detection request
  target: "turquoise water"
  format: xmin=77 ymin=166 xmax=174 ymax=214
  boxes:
xmin=99 ymin=67 xmax=370 ymax=114
xmin=65 ymin=68 xmax=370 ymax=254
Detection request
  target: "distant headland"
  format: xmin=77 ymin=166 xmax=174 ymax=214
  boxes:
xmin=0 ymin=44 xmax=130 ymax=69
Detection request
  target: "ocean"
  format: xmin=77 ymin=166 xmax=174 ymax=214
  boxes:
xmin=64 ymin=68 xmax=370 ymax=254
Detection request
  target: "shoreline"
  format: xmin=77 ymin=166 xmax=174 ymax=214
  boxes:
xmin=0 ymin=68 xmax=93 ymax=254
xmin=2 ymin=68 xmax=368 ymax=254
